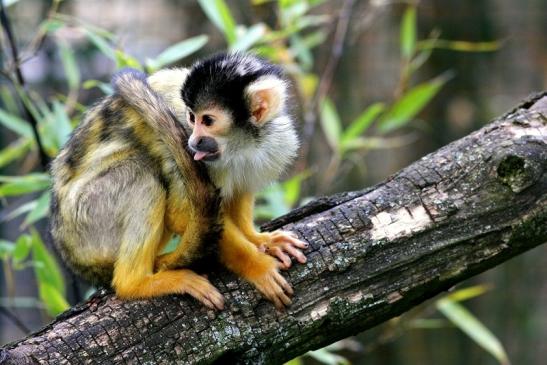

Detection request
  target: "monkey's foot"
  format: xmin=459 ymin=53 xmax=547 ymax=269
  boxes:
xmin=178 ymin=270 xmax=225 ymax=310
xmin=250 ymin=267 xmax=293 ymax=310
xmin=259 ymin=230 xmax=308 ymax=270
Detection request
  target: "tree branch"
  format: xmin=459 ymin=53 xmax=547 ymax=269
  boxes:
xmin=1 ymin=93 xmax=546 ymax=364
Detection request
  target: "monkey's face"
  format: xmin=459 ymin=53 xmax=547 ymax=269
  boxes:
xmin=186 ymin=107 xmax=232 ymax=162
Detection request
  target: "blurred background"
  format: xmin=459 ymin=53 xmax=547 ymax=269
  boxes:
xmin=0 ymin=0 xmax=545 ymax=364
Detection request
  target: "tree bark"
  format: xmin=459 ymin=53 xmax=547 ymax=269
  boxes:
xmin=1 ymin=93 xmax=546 ymax=365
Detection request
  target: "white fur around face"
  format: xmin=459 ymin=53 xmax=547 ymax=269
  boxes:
xmin=209 ymin=114 xmax=299 ymax=200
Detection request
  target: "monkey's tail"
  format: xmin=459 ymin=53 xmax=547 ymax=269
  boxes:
xmin=111 ymin=69 xmax=208 ymax=186
xmin=112 ymin=69 xmax=222 ymax=259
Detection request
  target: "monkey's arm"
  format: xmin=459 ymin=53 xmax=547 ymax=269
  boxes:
xmin=225 ymin=193 xmax=308 ymax=269
xmin=219 ymin=217 xmax=295 ymax=310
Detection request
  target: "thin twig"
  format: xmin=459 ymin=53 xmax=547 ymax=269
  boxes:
xmin=296 ymin=0 xmax=355 ymax=172
xmin=0 ymin=307 xmax=30 ymax=334
xmin=0 ymin=0 xmax=50 ymax=169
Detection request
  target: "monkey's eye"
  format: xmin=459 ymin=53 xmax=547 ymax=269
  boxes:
xmin=188 ymin=112 xmax=195 ymax=124
xmin=202 ymin=115 xmax=215 ymax=127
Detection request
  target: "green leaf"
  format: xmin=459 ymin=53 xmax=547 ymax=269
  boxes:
xmin=319 ymin=98 xmax=342 ymax=152
xmin=281 ymin=171 xmax=312 ymax=207
xmin=0 ymin=138 xmax=32 ymax=168
xmin=146 ymin=35 xmax=209 ymax=72
xmin=378 ymin=72 xmax=452 ymax=133
xmin=255 ymin=183 xmax=290 ymax=220
xmin=198 ymin=0 xmax=237 ymax=45
xmin=0 ymin=109 xmax=33 ymax=138
xmin=0 ymin=173 xmax=50 ymax=183
xmin=38 ymin=282 xmax=70 ymax=316
xmin=445 ymin=285 xmax=491 ymax=302
xmin=23 ymin=191 xmax=51 ymax=228
xmin=400 ymin=5 xmax=417 ymax=59
xmin=0 ymin=240 xmax=15 ymax=260
xmin=341 ymin=102 xmax=385 ymax=144
xmin=58 ymin=41 xmax=80 ymax=91
xmin=52 ymin=100 xmax=73 ymax=147
xmin=0 ymin=180 xmax=50 ymax=197
xmin=3 ymin=200 xmax=38 ymax=222
xmin=437 ymin=298 xmax=510 ymax=365
xmin=307 ymin=348 xmax=350 ymax=365
xmin=84 ymin=28 xmax=116 ymax=59
xmin=115 ymin=50 xmax=144 ymax=71
xmin=284 ymin=357 xmax=304 ymax=365
xmin=41 ymin=19 xmax=64 ymax=33
xmin=231 ymin=24 xmax=266 ymax=52
xmin=418 ymin=39 xmax=503 ymax=52
xmin=408 ymin=47 xmax=433 ymax=74
xmin=12 ymin=235 xmax=32 ymax=264
xmin=0 ymin=174 xmax=50 ymax=197
xmin=31 ymin=228 xmax=65 ymax=297
xmin=83 ymin=80 xmax=114 ymax=95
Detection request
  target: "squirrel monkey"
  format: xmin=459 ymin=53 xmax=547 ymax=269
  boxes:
xmin=52 ymin=53 xmax=307 ymax=310
xmin=50 ymin=69 xmax=224 ymax=309
xmin=116 ymin=53 xmax=308 ymax=309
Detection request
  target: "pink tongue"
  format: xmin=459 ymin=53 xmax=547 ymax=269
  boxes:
xmin=194 ymin=151 xmax=208 ymax=161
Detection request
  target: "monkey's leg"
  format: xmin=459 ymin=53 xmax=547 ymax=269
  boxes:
xmin=113 ymin=192 xmax=224 ymax=310
xmin=226 ymin=193 xmax=307 ymax=269
xmin=219 ymin=217 xmax=293 ymax=310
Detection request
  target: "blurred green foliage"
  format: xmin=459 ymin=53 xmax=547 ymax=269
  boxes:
xmin=0 ymin=0 xmax=507 ymax=363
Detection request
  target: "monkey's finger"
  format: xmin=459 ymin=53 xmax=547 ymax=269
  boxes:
xmin=273 ymin=271 xmax=294 ymax=296
xmin=276 ymin=290 xmax=292 ymax=307
xmin=270 ymin=294 xmax=285 ymax=311
xmin=207 ymin=291 xmax=225 ymax=310
xmin=270 ymin=247 xmax=292 ymax=269
xmin=283 ymin=244 xmax=307 ymax=264
xmin=284 ymin=235 xmax=309 ymax=249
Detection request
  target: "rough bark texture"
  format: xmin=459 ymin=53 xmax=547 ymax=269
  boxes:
xmin=1 ymin=93 xmax=546 ymax=364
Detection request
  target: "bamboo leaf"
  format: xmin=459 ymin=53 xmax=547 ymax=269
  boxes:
xmin=3 ymin=200 xmax=37 ymax=222
xmin=84 ymin=28 xmax=115 ymax=59
xmin=378 ymin=72 xmax=452 ymax=133
xmin=23 ymin=191 xmax=51 ymax=228
xmin=401 ymin=5 xmax=417 ymax=59
xmin=146 ymin=35 xmax=209 ymax=72
xmin=38 ymin=282 xmax=70 ymax=316
xmin=52 ymin=100 xmax=73 ymax=147
xmin=0 ymin=174 xmax=51 ymax=197
xmin=83 ymin=80 xmax=113 ymax=95
xmin=31 ymin=228 xmax=66 ymax=298
xmin=445 ymin=285 xmax=491 ymax=302
xmin=197 ymin=0 xmax=237 ymax=45
xmin=12 ymin=235 xmax=32 ymax=264
xmin=418 ymin=39 xmax=503 ymax=52
xmin=115 ymin=50 xmax=144 ymax=71
xmin=0 ymin=109 xmax=33 ymax=138
xmin=0 ymin=239 xmax=15 ymax=260
xmin=319 ymin=98 xmax=342 ymax=152
xmin=437 ymin=298 xmax=510 ymax=365
xmin=58 ymin=40 xmax=80 ymax=91
xmin=230 ymin=24 xmax=266 ymax=52
xmin=0 ymin=138 xmax=32 ymax=168
xmin=341 ymin=102 xmax=385 ymax=143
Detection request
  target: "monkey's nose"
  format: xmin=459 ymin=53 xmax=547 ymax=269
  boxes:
xmin=190 ymin=136 xmax=219 ymax=153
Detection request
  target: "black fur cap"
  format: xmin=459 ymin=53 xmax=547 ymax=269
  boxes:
xmin=181 ymin=53 xmax=284 ymax=127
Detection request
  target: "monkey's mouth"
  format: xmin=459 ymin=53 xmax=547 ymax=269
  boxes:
xmin=193 ymin=150 xmax=220 ymax=162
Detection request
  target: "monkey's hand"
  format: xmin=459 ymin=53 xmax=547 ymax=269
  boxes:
xmin=251 ymin=266 xmax=294 ymax=310
xmin=258 ymin=231 xmax=308 ymax=270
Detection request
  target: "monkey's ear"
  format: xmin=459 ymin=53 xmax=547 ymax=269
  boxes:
xmin=245 ymin=77 xmax=287 ymax=126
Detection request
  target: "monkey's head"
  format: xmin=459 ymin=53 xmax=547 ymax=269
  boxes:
xmin=181 ymin=53 xmax=290 ymax=163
